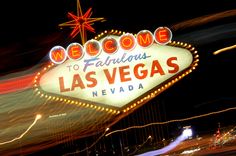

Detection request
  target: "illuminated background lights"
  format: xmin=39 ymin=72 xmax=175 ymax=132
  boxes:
xmin=84 ymin=39 xmax=102 ymax=57
xmin=34 ymin=30 xmax=198 ymax=115
xmin=49 ymin=46 xmax=67 ymax=65
xmin=102 ymin=37 xmax=118 ymax=54
xmin=67 ymin=43 xmax=84 ymax=60
xmin=137 ymin=30 xmax=154 ymax=48
xmin=49 ymin=27 xmax=174 ymax=64
xmin=154 ymin=27 xmax=172 ymax=45
xmin=119 ymin=33 xmax=136 ymax=51
xmin=58 ymin=0 xmax=105 ymax=44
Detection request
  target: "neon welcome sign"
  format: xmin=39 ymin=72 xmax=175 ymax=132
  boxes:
xmin=34 ymin=27 xmax=199 ymax=114
xmin=49 ymin=27 xmax=172 ymax=64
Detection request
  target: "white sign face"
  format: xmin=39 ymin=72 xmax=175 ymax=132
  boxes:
xmin=39 ymin=35 xmax=193 ymax=108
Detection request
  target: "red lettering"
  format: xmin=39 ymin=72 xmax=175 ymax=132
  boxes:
xmin=150 ymin=60 xmax=165 ymax=77
xmin=154 ymin=27 xmax=172 ymax=45
xmin=59 ymin=77 xmax=70 ymax=92
xmin=134 ymin=63 xmax=148 ymax=79
xmin=119 ymin=33 xmax=136 ymax=50
xmin=104 ymin=68 xmax=117 ymax=84
xmin=49 ymin=46 xmax=66 ymax=64
xmin=167 ymin=57 xmax=179 ymax=73
xmin=86 ymin=71 xmax=97 ymax=88
xmin=137 ymin=30 xmax=153 ymax=47
xmin=119 ymin=66 xmax=131 ymax=82
xmin=71 ymin=74 xmax=85 ymax=90
xmin=102 ymin=37 xmax=118 ymax=54
xmin=85 ymin=40 xmax=101 ymax=56
xmin=158 ymin=30 xmax=168 ymax=41
xmin=52 ymin=50 xmax=64 ymax=60
xmin=67 ymin=43 xmax=83 ymax=60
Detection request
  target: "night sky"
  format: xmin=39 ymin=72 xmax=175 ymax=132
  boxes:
xmin=1 ymin=0 xmax=236 ymax=74
xmin=1 ymin=0 xmax=236 ymax=155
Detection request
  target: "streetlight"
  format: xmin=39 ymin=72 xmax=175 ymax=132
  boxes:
xmin=182 ymin=126 xmax=193 ymax=139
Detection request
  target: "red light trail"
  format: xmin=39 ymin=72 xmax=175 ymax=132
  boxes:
xmin=0 ymin=73 xmax=35 ymax=94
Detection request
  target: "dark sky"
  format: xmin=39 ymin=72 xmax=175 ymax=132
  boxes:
xmin=0 ymin=0 xmax=235 ymax=73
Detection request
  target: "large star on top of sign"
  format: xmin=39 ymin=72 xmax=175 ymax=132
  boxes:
xmin=59 ymin=0 xmax=105 ymax=44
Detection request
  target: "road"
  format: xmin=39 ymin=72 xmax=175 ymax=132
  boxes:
xmin=165 ymin=129 xmax=236 ymax=156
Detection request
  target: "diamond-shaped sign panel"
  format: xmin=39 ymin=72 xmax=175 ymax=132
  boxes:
xmin=34 ymin=31 xmax=199 ymax=114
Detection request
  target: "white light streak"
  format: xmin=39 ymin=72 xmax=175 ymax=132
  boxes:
xmin=0 ymin=114 xmax=42 ymax=145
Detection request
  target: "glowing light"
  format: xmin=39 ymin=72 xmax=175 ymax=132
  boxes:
xmin=105 ymin=106 xmax=236 ymax=136
xmin=34 ymin=29 xmax=198 ymax=113
xmin=59 ymin=0 xmax=105 ymax=44
xmin=63 ymin=127 xmax=109 ymax=156
xmin=171 ymin=9 xmax=236 ymax=31
xmin=128 ymin=136 xmax=153 ymax=155
xmin=36 ymin=114 xmax=42 ymax=120
xmin=213 ymin=44 xmax=236 ymax=55
xmin=0 ymin=73 xmax=35 ymax=94
xmin=181 ymin=148 xmax=201 ymax=154
xmin=182 ymin=128 xmax=193 ymax=138
xmin=49 ymin=113 xmax=67 ymax=118
xmin=0 ymin=114 xmax=42 ymax=145
xmin=137 ymin=129 xmax=190 ymax=156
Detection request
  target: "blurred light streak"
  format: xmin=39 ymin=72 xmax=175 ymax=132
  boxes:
xmin=171 ymin=9 xmax=236 ymax=31
xmin=49 ymin=113 xmax=67 ymax=118
xmin=128 ymin=136 xmax=152 ymax=156
xmin=105 ymin=107 xmax=236 ymax=137
xmin=137 ymin=129 xmax=192 ymax=156
xmin=213 ymin=44 xmax=236 ymax=55
xmin=173 ymin=22 xmax=236 ymax=45
xmin=0 ymin=73 xmax=36 ymax=94
xmin=0 ymin=114 xmax=42 ymax=145
xmin=181 ymin=147 xmax=201 ymax=154
xmin=63 ymin=127 xmax=110 ymax=156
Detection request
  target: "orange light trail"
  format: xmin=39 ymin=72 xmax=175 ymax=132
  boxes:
xmin=105 ymin=107 xmax=236 ymax=137
xmin=171 ymin=9 xmax=236 ymax=31
xmin=213 ymin=44 xmax=236 ymax=55
xmin=0 ymin=114 xmax=42 ymax=145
